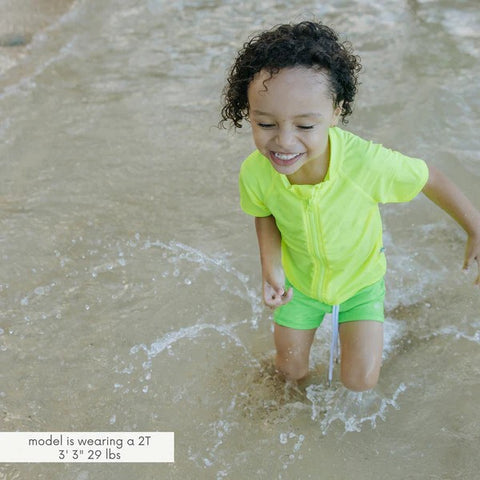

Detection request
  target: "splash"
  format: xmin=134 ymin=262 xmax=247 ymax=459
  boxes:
xmin=427 ymin=325 xmax=480 ymax=344
xmin=130 ymin=321 xmax=260 ymax=372
xmin=306 ymin=383 xmax=406 ymax=434
xmin=141 ymin=239 xmax=262 ymax=327
xmin=113 ymin=237 xmax=421 ymax=443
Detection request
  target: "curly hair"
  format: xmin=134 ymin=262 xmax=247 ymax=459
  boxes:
xmin=220 ymin=21 xmax=362 ymax=128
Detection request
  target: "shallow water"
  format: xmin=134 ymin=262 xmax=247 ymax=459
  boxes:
xmin=1 ymin=0 xmax=479 ymax=479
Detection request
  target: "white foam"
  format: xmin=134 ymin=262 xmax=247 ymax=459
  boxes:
xmin=141 ymin=239 xmax=263 ymax=327
xmin=423 ymin=325 xmax=480 ymax=344
xmin=131 ymin=321 xmax=259 ymax=369
xmin=306 ymin=383 xmax=406 ymax=435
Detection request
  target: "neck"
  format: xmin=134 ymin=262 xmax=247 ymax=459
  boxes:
xmin=287 ymin=143 xmax=330 ymax=185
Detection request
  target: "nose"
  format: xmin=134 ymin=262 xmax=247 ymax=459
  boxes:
xmin=275 ymin=126 xmax=296 ymax=150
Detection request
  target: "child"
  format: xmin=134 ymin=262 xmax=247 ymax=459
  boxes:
xmin=220 ymin=21 xmax=480 ymax=391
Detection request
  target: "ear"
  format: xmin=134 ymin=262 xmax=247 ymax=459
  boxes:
xmin=330 ymin=101 xmax=344 ymax=127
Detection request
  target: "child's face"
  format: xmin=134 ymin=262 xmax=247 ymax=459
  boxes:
xmin=247 ymin=67 xmax=342 ymax=184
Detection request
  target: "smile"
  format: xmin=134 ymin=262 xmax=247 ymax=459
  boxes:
xmin=270 ymin=151 xmax=304 ymax=166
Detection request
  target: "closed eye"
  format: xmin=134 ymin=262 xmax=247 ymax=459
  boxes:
xmin=298 ymin=125 xmax=314 ymax=130
xmin=257 ymin=123 xmax=275 ymax=128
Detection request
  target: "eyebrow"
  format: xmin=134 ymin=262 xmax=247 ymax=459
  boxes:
xmin=251 ymin=110 xmax=323 ymax=119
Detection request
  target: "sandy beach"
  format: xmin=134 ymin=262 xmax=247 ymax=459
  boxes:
xmin=0 ymin=0 xmax=479 ymax=478
xmin=0 ymin=0 xmax=74 ymax=36
xmin=0 ymin=0 xmax=75 ymax=74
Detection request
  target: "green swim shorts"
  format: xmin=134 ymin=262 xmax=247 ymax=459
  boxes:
xmin=274 ymin=278 xmax=385 ymax=330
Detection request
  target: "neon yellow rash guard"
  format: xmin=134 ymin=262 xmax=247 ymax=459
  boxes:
xmin=239 ymin=127 xmax=429 ymax=305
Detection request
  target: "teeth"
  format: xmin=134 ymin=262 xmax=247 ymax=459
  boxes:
xmin=274 ymin=152 xmax=299 ymax=160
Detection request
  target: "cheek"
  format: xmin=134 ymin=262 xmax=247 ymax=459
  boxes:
xmin=251 ymin=129 xmax=268 ymax=148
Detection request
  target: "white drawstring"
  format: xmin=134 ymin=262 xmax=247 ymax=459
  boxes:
xmin=328 ymin=305 xmax=340 ymax=386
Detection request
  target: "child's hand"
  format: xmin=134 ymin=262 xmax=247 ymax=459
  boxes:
xmin=463 ymin=233 xmax=480 ymax=286
xmin=263 ymin=276 xmax=293 ymax=308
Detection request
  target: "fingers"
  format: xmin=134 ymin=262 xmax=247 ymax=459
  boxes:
xmin=264 ymin=285 xmax=293 ymax=308
xmin=264 ymin=289 xmax=285 ymax=307
xmin=463 ymin=254 xmax=480 ymax=286
xmin=283 ymin=287 xmax=293 ymax=303
xmin=463 ymin=235 xmax=480 ymax=286
xmin=463 ymin=251 xmax=473 ymax=271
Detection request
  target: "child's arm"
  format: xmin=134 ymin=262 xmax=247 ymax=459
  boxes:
xmin=255 ymin=216 xmax=293 ymax=307
xmin=422 ymin=164 xmax=480 ymax=285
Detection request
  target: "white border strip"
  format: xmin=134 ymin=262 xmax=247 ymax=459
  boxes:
xmin=0 ymin=432 xmax=174 ymax=463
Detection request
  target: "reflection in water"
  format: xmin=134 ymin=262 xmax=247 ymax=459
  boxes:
xmin=0 ymin=0 xmax=479 ymax=479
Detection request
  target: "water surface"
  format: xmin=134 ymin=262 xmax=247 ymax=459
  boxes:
xmin=1 ymin=0 xmax=479 ymax=479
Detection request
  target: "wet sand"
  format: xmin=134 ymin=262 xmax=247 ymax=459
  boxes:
xmin=0 ymin=0 xmax=75 ymax=74
xmin=0 ymin=0 xmax=479 ymax=478
xmin=0 ymin=0 xmax=75 ymax=36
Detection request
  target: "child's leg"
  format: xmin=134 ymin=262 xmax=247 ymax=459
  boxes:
xmin=273 ymin=323 xmax=317 ymax=382
xmin=339 ymin=320 xmax=383 ymax=391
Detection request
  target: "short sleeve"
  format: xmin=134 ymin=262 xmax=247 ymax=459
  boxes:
xmin=361 ymin=142 xmax=429 ymax=204
xmin=384 ymin=151 xmax=429 ymax=203
xmin=238 ymin=153 xmax=272 ymax=217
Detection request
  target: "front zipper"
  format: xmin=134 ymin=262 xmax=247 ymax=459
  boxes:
xmin=314 ymin=196 xmax=331 ymax=302
xmin=305 ymin=195 xmax=325 ymax=300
